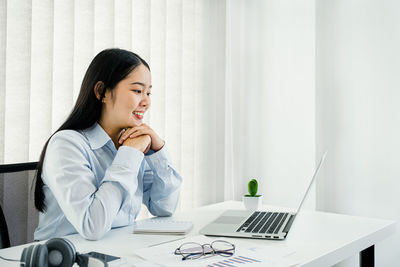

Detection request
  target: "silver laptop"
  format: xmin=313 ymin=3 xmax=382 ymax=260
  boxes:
xmin=200 ymin=151 xmax=327 ymax=240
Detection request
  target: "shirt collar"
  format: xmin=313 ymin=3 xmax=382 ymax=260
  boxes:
xmin=83 ymin=123 xmax=112 ymax=150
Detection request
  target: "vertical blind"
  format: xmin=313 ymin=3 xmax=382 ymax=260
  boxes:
xmin=0 ymin=0 xmax=229 ymax=214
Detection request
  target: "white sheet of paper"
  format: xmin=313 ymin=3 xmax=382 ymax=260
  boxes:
xmin=133 ymin=235 xmax=298 ymax=267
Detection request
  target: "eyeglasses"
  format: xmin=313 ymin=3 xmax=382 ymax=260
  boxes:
xmin=174 ymin=240 xmax=235 ymax=261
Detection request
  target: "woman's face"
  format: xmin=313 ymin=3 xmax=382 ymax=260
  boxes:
xmin=102 ymin=64 xmax=152 ymax=129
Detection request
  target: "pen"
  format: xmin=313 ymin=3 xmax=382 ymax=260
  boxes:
xmin=148 ymin=237 xmax=186 ymax=247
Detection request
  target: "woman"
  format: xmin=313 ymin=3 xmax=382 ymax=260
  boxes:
xmin=34 ymin=48 xmax=182 ymax=240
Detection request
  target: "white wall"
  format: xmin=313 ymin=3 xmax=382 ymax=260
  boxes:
xmin=229 ymin=0 xmax=316 ymax=209
xmin=229 ymin=0 xmax=399 ymax=265
xmin=316 ymin=0 xmax=400 ymax=266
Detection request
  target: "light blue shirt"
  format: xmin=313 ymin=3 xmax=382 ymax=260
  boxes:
xmin=34 ymin=123 xmax=182 ymax=241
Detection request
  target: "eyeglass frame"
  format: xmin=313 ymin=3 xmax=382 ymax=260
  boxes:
xmin=174 ymin=240 xmax=235 ymax=261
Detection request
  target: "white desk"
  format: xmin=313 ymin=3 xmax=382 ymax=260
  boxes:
xmin=0 ymin=201 xmax=396 ymax=266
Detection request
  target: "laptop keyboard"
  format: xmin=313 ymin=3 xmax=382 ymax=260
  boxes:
xmin=236 ymin=211 xmax=289 ymax=234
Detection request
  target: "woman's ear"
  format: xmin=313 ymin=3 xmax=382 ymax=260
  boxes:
xmin=94 ymin=81 xmax=105 ymax=101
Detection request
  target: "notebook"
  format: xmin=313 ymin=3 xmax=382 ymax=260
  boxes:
xmin=200 ymin=151 xmax=327 ymax=240
xmin=133 ymin=217 xmax=193 ymax=235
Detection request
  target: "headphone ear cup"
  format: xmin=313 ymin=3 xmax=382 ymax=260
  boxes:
xmin=33 ymin=244 xmax=49 ymax=267
xmin=45 ymin=238 xmax=76 ymax=267
xmin=21 ymin=244 xmax=48 ymax=267
xmin=21 ymin=245 xmax=34 ymax=267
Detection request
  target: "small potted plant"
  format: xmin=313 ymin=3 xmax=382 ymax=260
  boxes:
xmin=242 ymin=179 xmax=263 ymax=210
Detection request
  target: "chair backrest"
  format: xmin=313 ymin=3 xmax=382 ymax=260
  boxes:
xmin=0 ymin=162 xmax=39 ymax=247
xmin=0 ymin=203 xmax=10 ymax=248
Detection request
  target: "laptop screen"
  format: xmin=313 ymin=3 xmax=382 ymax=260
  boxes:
xmin=295 ymin=151 xmax=327 ymax=214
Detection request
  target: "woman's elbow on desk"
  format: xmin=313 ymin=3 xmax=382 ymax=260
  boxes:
xmin=77 ymin=209 xmax=114 ymax=240
xmin=78 ymin=224 xmax=109 ymax=241
xmin=148 ymin=197 xmax=179 ymax=217
xmin=151 ymin=208 xmax=173 ymax=217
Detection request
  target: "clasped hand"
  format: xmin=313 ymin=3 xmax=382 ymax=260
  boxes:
xmin=118 ymin=124 xmax=165 ymax=153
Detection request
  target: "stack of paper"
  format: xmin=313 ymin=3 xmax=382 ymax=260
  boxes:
xmin=133 ymin=217 xmax=193 ymax=235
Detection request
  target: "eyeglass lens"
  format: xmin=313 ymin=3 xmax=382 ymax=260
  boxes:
xmin=211 ymin=240 xmax=235 ymax=257
xmin=179 ymin=242 xmax=204 ymax=260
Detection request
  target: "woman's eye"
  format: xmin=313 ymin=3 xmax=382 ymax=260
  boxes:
xmin=147 ymin=93 xmax=152 ymax=96
xmin=132 ymin=89 xmax=142 ymax=94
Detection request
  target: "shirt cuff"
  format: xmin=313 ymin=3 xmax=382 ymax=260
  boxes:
xmin=114 ymin=145 xmax=144 ymax=169
xmin=144 ymin=146 xmax=171 ymax=174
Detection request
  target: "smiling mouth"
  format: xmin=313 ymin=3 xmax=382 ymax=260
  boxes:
xmin=133 ymin=111 xmax=144 ymax=120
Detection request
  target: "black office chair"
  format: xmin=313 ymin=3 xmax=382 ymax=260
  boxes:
xmin=0 ymin=162 xmax=38 ymax=248
xmin=0 ymin=203 xmax=10 ymax=248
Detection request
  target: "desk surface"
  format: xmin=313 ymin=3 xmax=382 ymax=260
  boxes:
xmin=0 ymin=201 xmax=396 ymax=266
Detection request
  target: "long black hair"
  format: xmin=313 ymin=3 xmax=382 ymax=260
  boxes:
xmin=34 ymin=48 xmax=150 ymax=212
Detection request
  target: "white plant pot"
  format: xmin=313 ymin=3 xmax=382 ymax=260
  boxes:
xmin=242 ymin=195 xmax=263 ymax=211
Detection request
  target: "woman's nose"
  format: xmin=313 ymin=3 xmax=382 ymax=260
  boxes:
xmin=140 ymin=94 xmax=150 ymax=106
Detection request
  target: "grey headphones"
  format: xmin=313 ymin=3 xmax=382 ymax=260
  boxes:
xmin=20 ymin=238 xmax=94 ymax=267
xmin=0 ymin=237 xmax=109 ymax=267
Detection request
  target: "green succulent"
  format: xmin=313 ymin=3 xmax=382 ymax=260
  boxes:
xmin=245 ymin=179 xmax=260 ymax=197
